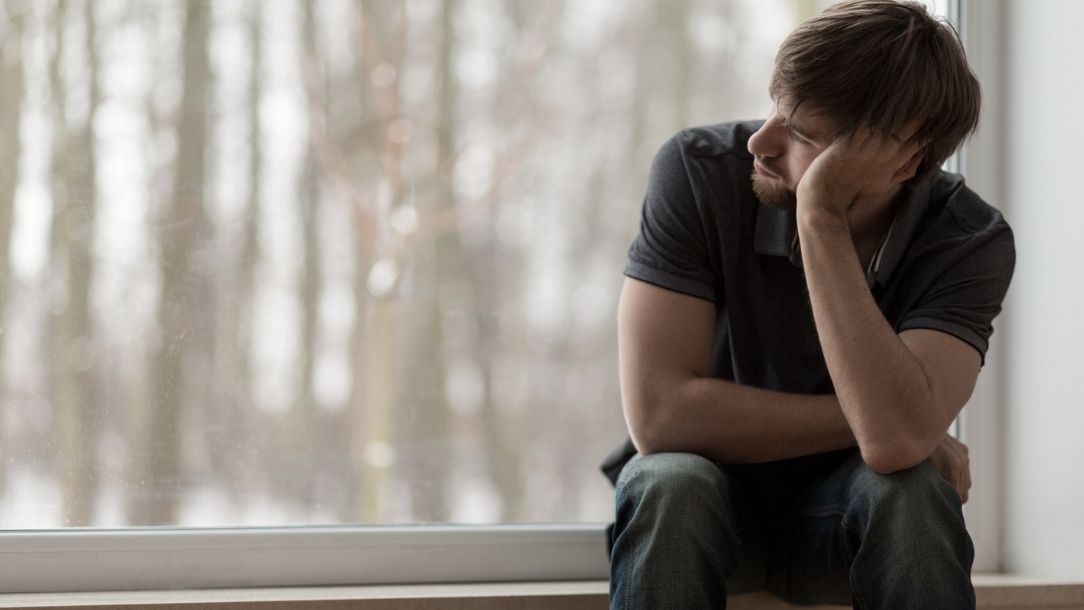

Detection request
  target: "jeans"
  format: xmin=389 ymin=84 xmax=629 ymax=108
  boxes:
xmin=608 ymin=449 xmax=976 ymax=609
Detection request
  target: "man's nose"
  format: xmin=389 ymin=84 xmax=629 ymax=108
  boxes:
xmin=747 ymin=121 xmax=783 ymax=158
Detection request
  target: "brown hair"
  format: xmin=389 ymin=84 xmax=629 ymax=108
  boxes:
xmin=770 ymin=0 xmax=980 ymax=181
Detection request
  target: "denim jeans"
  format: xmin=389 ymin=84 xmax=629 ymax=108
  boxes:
xmin=608 ymin=449 xmax=975 ymax=609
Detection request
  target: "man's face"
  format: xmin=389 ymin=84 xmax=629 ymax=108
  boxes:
xmin=747 ymin=101 xmax=833 ymax=211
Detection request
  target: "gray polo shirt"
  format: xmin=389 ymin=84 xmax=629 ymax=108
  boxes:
xmin=601 ymin=120 xmax=1015 ymax=486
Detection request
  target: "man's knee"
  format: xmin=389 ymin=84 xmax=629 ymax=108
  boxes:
xmin=850 ymin=457 xmax=962 ymax=513
xmin=610 ymin=453 xmax=747 ymax=602
xmin=845 ymin=457 xmax=975 ymax=603
xmin=846 ymin=456 xmax=971 ymax=557
xmin=616 ymin=452 xmax=733 ymax=520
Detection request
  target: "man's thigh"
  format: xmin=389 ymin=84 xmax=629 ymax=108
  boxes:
xmin=763 ymin=448 xmax=969 ymax=605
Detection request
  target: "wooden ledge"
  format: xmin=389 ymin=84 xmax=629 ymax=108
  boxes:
xmin=0 ymin=582 xmax=604 ymax=609
xmin=973 ymin=574 xmax=1084 ymax=608
xmin=0 ymin=577 xmax=1081 ymax=610
xmin=0 ymin=582 xmax=605 ymax=610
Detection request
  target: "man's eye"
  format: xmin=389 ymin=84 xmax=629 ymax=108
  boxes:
xmin=787 ymin=129 xmax=806 ymax=143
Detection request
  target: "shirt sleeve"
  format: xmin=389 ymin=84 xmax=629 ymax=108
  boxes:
xmin=896 ymin=224 xmax=1016 ymax=365
xmin=624 ymin=132 xmax=719 ymax=303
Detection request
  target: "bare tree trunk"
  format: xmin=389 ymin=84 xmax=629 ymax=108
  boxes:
xmin=59 ymin=0 xmax=100 ymax=527
xmin=388 ymin=0 xmax=460 ymax=524
xmin=208 ymin=0 xmax=263 ymax=507
xmin=469 ymin=243 xmax=520 ymax=520
xmin=346 ymin=0 xmax=407 ymax=523
xmin=235 ymin=0 xmax=261 ymax=500
xmin=129 ymin=0 xmax=211 ymax=526
xmin=46 ymin=0 xmax=70 ymax=521
xmin=46 ymin=0 xmax=101 ymax=526
xmin=290 ymin=0 xmax=323 ymax=508
xmin=0 ymin=0 xmax=27 ymax=500
xmin=335 ymin=16 xmax=373 ymax=525
xmin=343 ymin=241 xmax=371 ymax=523
xmin=467 ymin=0 xmax=559 ymax=523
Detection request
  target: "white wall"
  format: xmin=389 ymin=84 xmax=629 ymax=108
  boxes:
xmin=1001 ymin=0 xmax=1084 ymax=578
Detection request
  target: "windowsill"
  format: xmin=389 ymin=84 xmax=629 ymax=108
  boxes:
xmin=0 ymin=576 xmax=1081 ymax=610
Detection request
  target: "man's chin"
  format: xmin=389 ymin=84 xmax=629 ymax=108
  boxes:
xmin=751 ymin=173 xmax=797 ymax=212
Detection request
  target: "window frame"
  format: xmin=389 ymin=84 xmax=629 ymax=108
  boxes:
xmin=955 ymin=0 xmax=1008 ymax=575
xmin=0 ymin=525 xmax=609 ymax=593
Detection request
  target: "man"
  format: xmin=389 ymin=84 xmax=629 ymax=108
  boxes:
xmin=603 ymin=1 xmax=1015 ymax=608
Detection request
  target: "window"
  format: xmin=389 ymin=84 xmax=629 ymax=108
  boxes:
xmin=1 ymin=0 xmax=813 ymax=531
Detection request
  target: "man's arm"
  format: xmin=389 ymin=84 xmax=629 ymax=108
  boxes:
xmin=796 ymin=130 xmax=981 ymax=474
xmin=798 ymin=212 xmax=979 ymax=473
xmin=618 ymin=277 xmax=858 ymax=463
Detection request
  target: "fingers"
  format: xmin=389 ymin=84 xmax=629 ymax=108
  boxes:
xmin=939 ymin=433 xmax=971 ymax=504
xmin=961 ymin=442 xmax=972 ymax=504
xmin=949 ymin=436 xmax=970 ymax=504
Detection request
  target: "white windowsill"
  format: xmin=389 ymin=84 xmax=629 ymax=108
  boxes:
xmin=0 ymin=525 xmax=611 ymax=593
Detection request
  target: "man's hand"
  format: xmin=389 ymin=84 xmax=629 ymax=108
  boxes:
xmin=796 ymin=127 xmax=926 ymax=219
xmin=927 ymin=433 xmax=972 ymax=504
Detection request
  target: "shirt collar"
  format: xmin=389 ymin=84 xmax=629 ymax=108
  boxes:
xmin=866 ymin=179 xmax=932 ymax=288
xmin=753 ymin=204 xmax=803 ymax=267
xmin=752 ymin=179 xmax=933 ymax=287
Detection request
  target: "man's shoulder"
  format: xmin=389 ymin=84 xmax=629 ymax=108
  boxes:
xmin=929 ymin=171 xmax=1012 ymax=238
xmin=903 ymin=171 xmax=1015 ymax=280
xmin=668 ymin=120 xmax=764 ymax=160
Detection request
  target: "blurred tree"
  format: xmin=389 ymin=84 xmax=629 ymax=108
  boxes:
xmin=314 ymin=2 xmax=375 ymax=525
xmin=47 ymin=0 xmax=101 ymax=527
xmin=235 ymin=0 xmax=262 ymax=505
xmin=342 ymin=0 xmax=406 ymax=523
xmin=207 ymin=0 xmax=264 ymax=508
xmin=289 ymin=0 xmax=323 ymax=508
xmin=129 ymin=0 xmax=212 ymax=525
xmin=471 ymin=0 xmax=566 ymax=523
xmin=0 ymin=0 xmax=26 ymax=500
xmin=393 ymin=0 xmax=459 ymax=523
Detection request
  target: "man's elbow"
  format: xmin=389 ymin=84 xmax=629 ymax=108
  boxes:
xmin=623 ymin=393 xmax=678 ymax=456
xmin=626 ymin=405 xmax=667 ymax=455
xmin=863 ymin=451 xmax=922 ymax=475
xmin=860 ymin=439 xmax=929 ymax=475
xmin=856 ymin=409 xmax=947 ymax=475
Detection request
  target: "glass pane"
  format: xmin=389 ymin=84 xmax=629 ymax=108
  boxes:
xmin=0 ymin=0 xmax=819 ymax=528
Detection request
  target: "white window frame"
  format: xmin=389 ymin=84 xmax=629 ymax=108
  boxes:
xmin=0 ymin=525 xmax=610 ymax=593
xmin=0 ymin=0 xmax=1009 ymax=595
xmin=956 ymin=0 xmax=1008 ymax=575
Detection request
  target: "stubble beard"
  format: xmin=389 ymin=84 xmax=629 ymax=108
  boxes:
xmin=751 ymin=172 xmax=797 ymax=213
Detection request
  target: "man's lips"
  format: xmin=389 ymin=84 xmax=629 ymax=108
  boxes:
xmin=753 ymin=159 xmax=780 ymax=178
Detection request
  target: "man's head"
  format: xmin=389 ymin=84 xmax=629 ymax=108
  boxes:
xmin=748 ymin=0 xmax=981 ymax=210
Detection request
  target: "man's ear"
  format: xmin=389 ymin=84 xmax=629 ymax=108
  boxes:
xmin=893 ymin=147 xmax=925 ymax=184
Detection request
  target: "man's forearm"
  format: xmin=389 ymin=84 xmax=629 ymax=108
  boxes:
xmin=645 ymin=376 xmax=858 ymax=464
xmin=797 ymin=209 xmax=938 ymax=470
